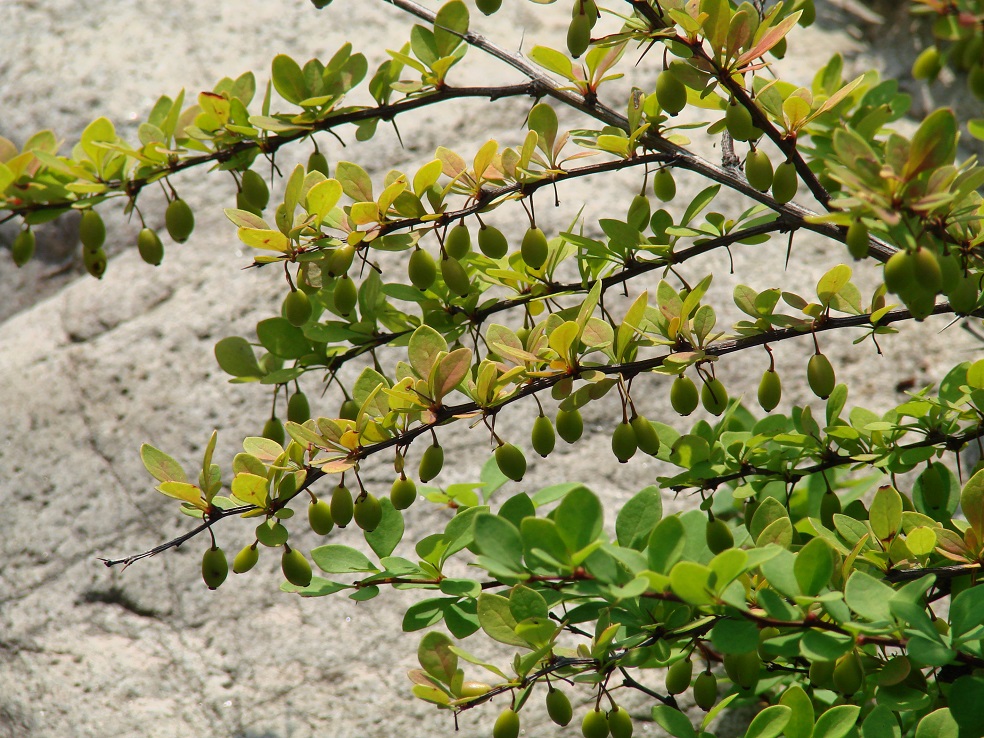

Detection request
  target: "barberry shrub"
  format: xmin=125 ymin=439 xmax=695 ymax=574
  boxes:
xmin=3 ymin=0 xmax=984 ymax=736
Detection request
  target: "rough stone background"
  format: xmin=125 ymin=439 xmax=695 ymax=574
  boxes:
xmin=0 ymin=1 xmax=980 ymax=737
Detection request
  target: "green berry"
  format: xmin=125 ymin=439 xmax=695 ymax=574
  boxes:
xmin=846 ymin=220 xmax=869 ymax=260
xmin=807 ymin=352 xmax=835 ymax=399
xmin=581 ymin=708 xmax=610 ymax=738
xmin=308 ymin=151 xmax=330 ymax=176
xmin=327 ymin=243 xmax=355 ymax=277
xmin=11 ymin=229 xmax=35 ymax=267
xmin=281 ymin=546 xmax=313 ymax=587
xmin=441 ymin=256 xmax=470 ymax=296
xmin=771 ymin=161 xmax=798 ymax=204
xmin=607 ymin=707 xmax=633 ymax=738
xmin=353 ymin=492 xmax=383 ymax=532
xmin=670 ymin=375 xmax=699 ymax=416
xmin=262 ymin=417 xmax=285 ymax=445
xmin=475 ymin=0 xmax=502 ymax=15
xmin=556 ymin=408 xmax=584 ymax=443
xmin=913 ymin=247 xmax=942 ymax=294
xmin=757 ymin=369 xmax=782 ymax=412
xmin=339 ymin=398 xmax=359 ymax=420
xmin=701 ymin=378 xmax=729 ymax=416
xmin=284 ymin=289 xmax=313 ymax=327
xmin=820 ymin=492 xmax=841 ymax=528
xmin=545 ymin=687 xmax=573 ymax=727
xmin=79 ymin=209 xmax=106 ymax=251
xmin=630 ymin=414 xmax=660 ymax=456
xmin=531 ymin=414 xmax=556 ymax=458
xmin=137 ymin=227 xmax=164 ymax=266
xmin=495 ymin=443 xmax=527 ymax=482
xmin=165 ymin=198 xmax=195 ymax=243
xmin=745 ymin=149 xmax=773 ymax=192
xmin=241 ymin=169 xmax=270 ymax=210
xmin=653 ymin=168 xmax=676 ymax=201
xmin=693 ymin=671 xmax=717 ymax=710
xmin=308 ymin=499 xmax=334 ymax=535
xmin=444 ymin=223 xmax=471 ymax=260
xmin=725 ymin=102 xmax=756 ymax=142
xmin=408 ymin=248 xmax=437 ymax=290
xmin=665 ymin=658 xmax=693 ymax=695
xmin=611 ymin=421 xmax=638 ymax=463
xmin=883 ymin=250 xmax=915 ymax=294
xmin=832 ymin=650 xmax=864 ymax=695
xmin=333 ymin=274 xmax=358 ymax=315
xmin=705 ymin=518 xmax=734 ymax=554
xmin=567 ymin=12 xmax=591 ymax=58
xmin=655 ymin=69 xmax=687 ymax=115
xmin=492 ymin=709 xmax=520 ymax=738
xmin=83 ymin=247 xmax=107 ymax=279
xmin=912 ymin=46 xmax=943 ymax=81
xmin=419 ymin=442 xmax=445 ymax=483
xmin=202 ymin=546 xmax=229 ymax=590
xmin=287 ymin=391 xmax=310 ymax=424
xmin=232 ymin=544 xmax=259 ymax=574
xmin=477 ymin=224 xmax=508 ymax=258
xmin=521 ymin=226 xmax=548 ymax=270
xmin=330 ymin=483 xmax=354 ymax=527
xmin=390 ymin=476 xmax=417 ymax=510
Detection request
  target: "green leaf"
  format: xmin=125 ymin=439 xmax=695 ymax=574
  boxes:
xmin=869 ymin=485 xmax=902 ymax=540
xmin=779 ymin=685 xmax=815 ymax=738
xmin=647 ymin=515 xmax=686 ymax=574
xmin=746 ymin=705 xmax=791 ymax=738
xmin=310 ymin=544 xmax=377 ymax=574
xmin=950 ymin=676 xmax=984 ymax=735
xmin=669 ymin=561 xmax=714 ymax=605
xmin=403 ymin=597 xmax=454 ymax=631
xmin=861 ymin=705 xmax=901 ymax=738
xmin=528 ymin=46 xmax=574 ymax=80
xmin=433 ymin=0 xmax=469 ymax=57
xmin=914 ymin=709 xmax=958 ymax=738
xmin=231 ymin=473 xmax=269 ymax=507
xmin=949 ymin=584 xmax=984 ymax=640
xmin=271 ymin=54 xmax=308 ymax=104
xmin=553 ymin=485 xmax=603 ymax=553
xmin=214 ymin=336 xmax=262 ymax=378
xmin=509 ymin=585 xmax=549 ymax=621
xmin=407 ymin=324 xmax=448 ymax=379
xmin=616 ymin=486 xmax=663 ymax=549
xmin=256 ymin=318 xmax=310 ymax=359
xmin=365 ymin=497 xmax=404 ymax=558
xmin=418 ymin=631 xmax=457 ymax=684
xmin=794 ymin=537 xmax=834 ymax=596
xmin=476 ymin=592 xmax=528 ymax=647
xmin=140 ymin=444 xmax=188 ymax=484
xmin=844 ymin=570 xmax=894 ymax=622
xmin=903 ymin=108 xmax=956 ymax=181
xmin=652 ymin=705 xmax=696 ymax=738
xmin=472 ymin=513 xmax=524 ymax=574
xmin=439 ymin=578 xmax=481 ymax=597
xmin=710 ymin=618 xmax=759 ymax=654
xmin=960 ymin=467 xmax=984 ymax=539
xmin=812 ymin=704 xmax=860 ymax=738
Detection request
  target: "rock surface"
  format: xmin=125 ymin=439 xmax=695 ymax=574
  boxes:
xmin=0 ymin=2 xmax=978 ymax=737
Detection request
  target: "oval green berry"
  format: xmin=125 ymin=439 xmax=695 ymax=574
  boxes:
xmin=11 ymin=229 xmax=35 ymax=267
xmin=581 ymin=708 xmax=610 ymax=738
xmin=492 ymin=709 xmax=520 ymax=738
xmin=475 ymin=0 xmax=502 ymax=14
xmin=495 ymin=442 xmax=527 ymax=482
xmin=232 ymin=544 xmax=259 ymax=574
xmin=883 ymin=250 xmax=915 ymax=294
xmin=771 ymin=161 xmax=798 ymax=204
xmin=705 ymin=518 xmax=734 ymax=554
xmin=308 ymin=151 xmax=330 ymax=176
xmin=353 ymin=492 xmax=383 ymax=532
xmin=287 ymin=391 xmax=310 ymax=424
xmin=545 ymin=687 xmax=573 ymax=727
xmin=556 ymin=408 xmax=583 ymax=444
xmin=693 ymin=671 xmax=717 ymax=710
xmin=665 ymin=658 xmax=693 ymax=695
xmin=333 ymin=274 xmax=358 ymax=315
xmin=701 ymin=378 xmax=729 ymax=416
xmin=567 ymin=12 xmax=591 ymax=58
xmin=419 ymin=442 xmax=445 ymax=483
xmin=262 ymin=417 xmax=285 ymax=446
xmin=655 ymin=69 xmax=687 ymax=115
xmin=607 ymin=707 xmax=633 ymax=738
xmin=281 ymin=546 xmax=312 ymax=587
xmin=611 ymin=421 xmax=638 ymax=463
xmin=327 ymin=243 xmax=355 ymax=277
xmin=330 ymin=483 xmax=354 ymax=527
xmin=284 ymin=289 xmax=313 ymax=327
xmin=745 ymin=149 xmax=773 ymax=192
xmin=441 ymin=256 xmax=470 ymax=296
xmin=521 ymin=226 xmax=548 ymax=270
xmin=390 ymin=476 xmax=417 ymax=510
xmin=308 ymin=499 xmax=334 ymax=535
xmin=670 ymin=375 xmax=699 ymax=416
xmin=477 ymin=225 xmax=508 ymax=258
xmin=531 ymin=414 xmax=556 ymax=458
xmin=833 ymin=651 xmax=864 ymax=695
xmin=820 ymin=492 xmax=841 ymax=528
xmin=725 ymin=102 xmax=756 ymax=142
xmin=444 ymin=223 xmax=471 ymax=260
xmin=630 ymin=414 xmax=660 ymax=456
xmin=136 ymin=227 xmax=164 ymax=266
xmin=913 ymin=247 xmax=942 ymax=294
xmin=807 ymin=352 xmax=835 ymax=399
xmin=165 ymin=198 xmax=195 ymax=243
xmin=202 ymin=546 xmax=229 ymax=590
xmin=79 ymin=209 xmax=106 ymax=251
xmin=757 ymin=369 xmax=782 ymax=412
xmin=83 ymin=247 xmax=107 ymax=279
xmin=846 ymin=220 xmax=869 ymax=260
xmin=408 ymin=248 xmax=437 ymax=290
xmin=653 ymin=168 xmax=676 ymax=201
xmin=241 ymin=169 xmax=270 ymax=210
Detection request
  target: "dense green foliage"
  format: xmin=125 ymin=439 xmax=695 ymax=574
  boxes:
xmin=4 ymin=0 xmax=984 ymax=736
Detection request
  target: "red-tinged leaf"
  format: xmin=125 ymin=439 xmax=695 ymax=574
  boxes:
xmin=961 ymin=468 xmax=984 ymax=541
xmin=335 ymin=160 xmax=373 ymax=202
xmin=237 ymin=227 xmax=290 ymax=252
xmin=431 ymin=347 xmax=472 ymax=403
xmin=734 ymin=11 xmax=801 ymax=69
xmin=223 ymin=208 xmax=268 ymax=229
xmin=231 ymin=473 xmax=269 ymax=507
xmin=242 ymin=436 xmax=284 ymax=462
xmin=436 ymin=146 xmax=466 ymax=179
xmin=321 ymin=456 xmax=357 ymax=474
